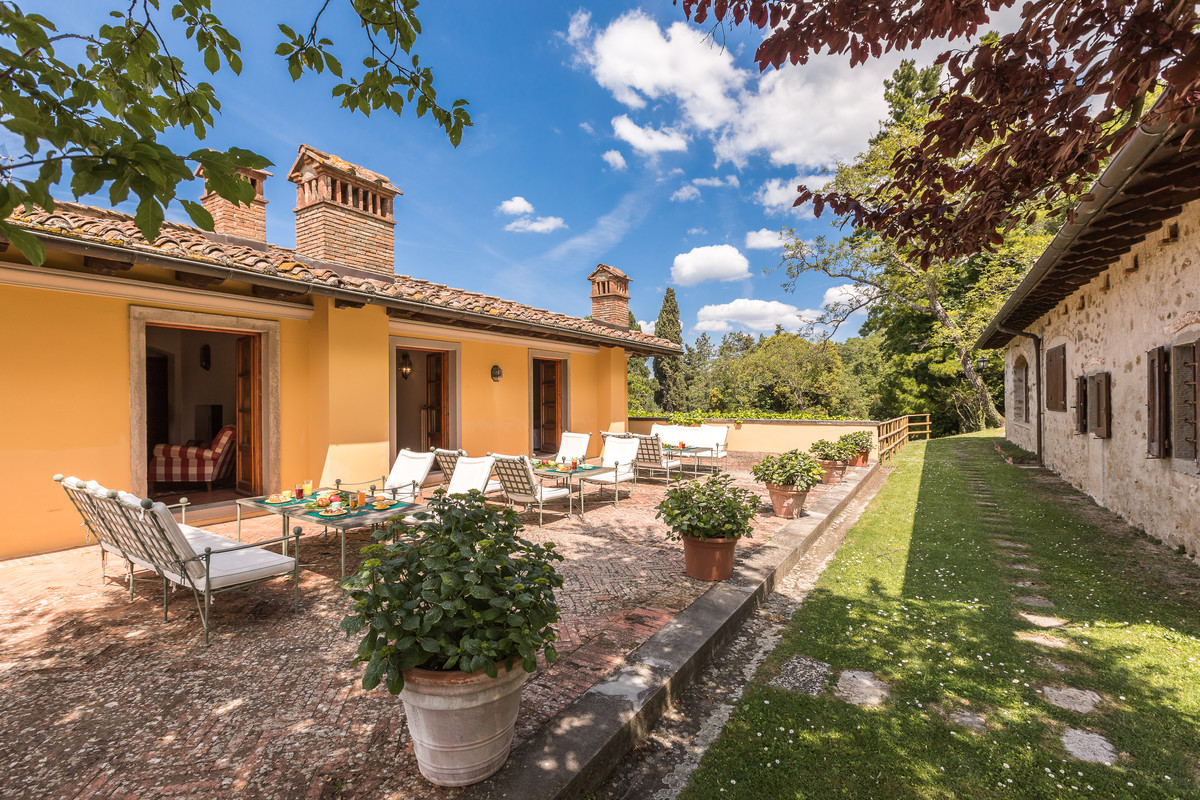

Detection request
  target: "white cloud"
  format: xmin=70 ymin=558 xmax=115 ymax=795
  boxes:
xmin=497 ymin=196 xmax=535 ymax=216
xmin=755 ymin=174 xmax=831 ymax=215
xmin=695 ymin=299 xmax=807 ymax=332
xmin=568 ymin=13 xmax=954 ymax=174
xmin=505 ymin=216 xmax=567 ymax=234
xmin=638 ymin=319 xmax=656 ymax=335
xmin=612 ymin=115 xmax=688 ymax=155
xmin=821 ymin=282 xmax=874 ymax=314
xmin=671 ymin=244 xmax=751 ymax=286
xmin=687 ymin=227 xmax=707 ymax=236
xmin=579 ymin=121 xmax=595 ymax=135
xmin=569 ymin=10 xmax=746 ymax=130
xmin=745 ymin=228 xmax=785 ymax=250
xmin=601 ymin=149 xmax=627 ymax=170
xmin=691 ymin=175 xmax=739 ymax=188
xmin=670 ymin=185 xmax=701 ymax=202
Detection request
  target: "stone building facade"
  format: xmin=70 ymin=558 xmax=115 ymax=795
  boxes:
xmin=979 ymin=112 xmax=1200 ymax=557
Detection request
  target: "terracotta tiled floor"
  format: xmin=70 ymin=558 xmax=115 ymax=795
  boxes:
xmin=0 ymin=454 xmax=826 ymax=799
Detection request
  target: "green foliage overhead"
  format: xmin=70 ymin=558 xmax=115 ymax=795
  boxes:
xmin=656 ymin=473 xmax=759 ymax=542
xmin=0 ymin=1 xmax=470 ymax=265
xmin=750 ymin=449 xmax=824 ymax=490
xmin=341 ymin=491 xmax=563 ymax=695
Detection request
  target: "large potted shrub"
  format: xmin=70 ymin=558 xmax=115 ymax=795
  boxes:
xmin=750 ymin=449 xmax=824 ymax=518
xmin=810 ymin=439 xmax=852 ymax=484
xmin=838 ymin=430 xmax=874 ymax=467
xmin=341 ymin=491 xmax=564 ymax=787
xmin=656 ymin=473 xmax=759 ymax=581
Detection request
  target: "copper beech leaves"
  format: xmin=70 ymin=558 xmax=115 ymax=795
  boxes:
xmin=677 ymin=0 xmax=1200 ymax=263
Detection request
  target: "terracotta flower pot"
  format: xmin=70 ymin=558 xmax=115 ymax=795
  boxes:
xmin=400 ymin=662 xmax=530 ymax=787
xmin=765 ymin=482 xmax=809 ymax=518
xmin=817 ymin=459 xmax=846 ymax=484
xmin=848 ymin=450 xmax=870 ymax=467
xmin=682 ymin=535 xmax=739 ymax=581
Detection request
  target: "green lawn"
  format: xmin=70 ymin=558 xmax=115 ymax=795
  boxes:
xmin=682 ymin=433 xmax=1200 ymax=799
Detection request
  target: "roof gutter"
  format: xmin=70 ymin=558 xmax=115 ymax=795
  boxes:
xmin=21 ymin=228 xmax=681 ymax=357
xmin=975 ymin=110 xmax=1174 ymax=350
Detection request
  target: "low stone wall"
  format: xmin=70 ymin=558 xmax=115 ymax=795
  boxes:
xmin=628 ymin=417 xmax=878 ymax=456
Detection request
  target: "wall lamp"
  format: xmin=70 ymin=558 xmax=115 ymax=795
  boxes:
xmin=399 ymin=352 xmax=413 ymax=380
xmin=490 ymin=365 xmax=503 ymax=382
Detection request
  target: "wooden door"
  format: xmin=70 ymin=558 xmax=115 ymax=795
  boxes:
xmin=536 ymin=359 xmax=561 ymax=453
xmin=425 ymin=352 xmax=448 ymax=450
xmin=146 ymin=355 xmax=169 ymax=459
xmin=234 ymin=334 xmax=261 ymax=495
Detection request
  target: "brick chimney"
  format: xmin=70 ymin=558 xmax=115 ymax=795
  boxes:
xmin=195 ymin=166 xmax=271 ymax=240
xmin=588 ymin=264 xmax=631 ymax=329
xmin=287 ymin=144 xmax=400 ymax=276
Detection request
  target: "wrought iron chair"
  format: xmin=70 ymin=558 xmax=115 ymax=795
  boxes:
xmin=630 ymin=433 xmax=682 ymax=482
xmin=579 ymin=434 xmax=639 ymax=508
xmin=553 ymin=431 xmax=591 ymax=464
xmin=490 ymin=453 xmax=571 ymax=527
xmin=384 ymin=448 xmax=436 ymax=503
xmin=55 ymin=475 xmax=299 ymax=645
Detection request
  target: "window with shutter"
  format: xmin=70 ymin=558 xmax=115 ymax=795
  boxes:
xmin=1173 ymin=342 xmax=1199 ymax=461
xmin=1012 ymin=356 xmax=1029 ymax=423
xmin=1046 ymin=345 xmax=1067 ymax=411
xmin=1147 ymin=346 xmax=1170 ymax=458
xmin=1086 ymin=372 xmax=1112 ymax=439
xmin=1075 ymin=375 xmax=1088 ymax=434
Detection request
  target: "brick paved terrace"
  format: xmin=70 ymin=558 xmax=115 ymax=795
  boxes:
xmin=0 ymin=454 xmax=833 ymax=800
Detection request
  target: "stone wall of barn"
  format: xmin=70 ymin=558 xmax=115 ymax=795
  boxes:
xmin=1004 ymin=200 xmax=1200 ymax=557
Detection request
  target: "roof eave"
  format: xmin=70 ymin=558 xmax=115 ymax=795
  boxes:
xmin=975 ymin=111 xmax=1174 ymax=351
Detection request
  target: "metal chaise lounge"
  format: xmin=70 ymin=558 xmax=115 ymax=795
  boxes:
xmin=490 ymin=453 xmax=572 ymax=526
xmin=56 ymin=475 xmax=300 ymax=645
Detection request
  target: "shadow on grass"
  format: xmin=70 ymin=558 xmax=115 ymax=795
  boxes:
xmin=683 ymin=434 xmax=1200 ymax=800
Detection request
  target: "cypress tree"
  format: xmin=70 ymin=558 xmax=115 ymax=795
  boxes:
xmin=652 ymin=288 xmax=688 ymax=411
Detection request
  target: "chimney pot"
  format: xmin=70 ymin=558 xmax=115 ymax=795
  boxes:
xmin=195 ymin=165 xmax=271 ymax=241
xmin=286 ymin=145 xmax=400 ymax=276
xmin=588 ymin=264 xmax=631 ymax=329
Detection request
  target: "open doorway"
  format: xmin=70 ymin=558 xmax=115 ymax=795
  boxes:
xmin=532 ymin=357 xmax=564 ymax=455
xmin=144 ymin=324 xmax=262 ymax=506
xmin=396 ymin=347 xmax=454 ymax=453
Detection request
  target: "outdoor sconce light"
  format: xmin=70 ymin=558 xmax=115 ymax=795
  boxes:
xmin=399 ymin=352 xmax=413 ymax=380
xmin=491 ymin=365 xmax=503 ymax=382
xmin=199 ymin=344 xmax=212 ymax=371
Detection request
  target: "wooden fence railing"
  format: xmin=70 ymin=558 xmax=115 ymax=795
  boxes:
xmin=877 ymin=414 xmax=932 ymax=461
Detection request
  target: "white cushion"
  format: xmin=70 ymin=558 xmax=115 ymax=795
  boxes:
xmin=385 ymin=449 xmax=435 ymax=493
xmin=580 ymin=466 xmax=635 ymax=484
xmin=484 ymin=479 xmax=503 ymax=494
xmin=662 ymin=459 xmax=682 ymax=469
xmin=85 ymin=480 xmax=110 ymax=498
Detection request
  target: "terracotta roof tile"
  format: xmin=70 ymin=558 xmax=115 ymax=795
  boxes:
xmin=8 ymin=201 xmax=678 ymax=353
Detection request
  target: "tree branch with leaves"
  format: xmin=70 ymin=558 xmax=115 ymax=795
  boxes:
xmin=0 ymin=0 xmax=470 ymax=264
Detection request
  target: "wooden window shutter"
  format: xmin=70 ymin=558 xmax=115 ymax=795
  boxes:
xmin=1147 ymin=346 xmax=1170 ymax=458
xmin=1173 ymin=342 xmax=1199 ymax=461
xmin=1075 ymin=375 xmax=1088 ymax=434
xmin=1094 ymin=372 xmax=1111 ymax=439
xmin=1046 ymin=345 xmax=1067 ymax=411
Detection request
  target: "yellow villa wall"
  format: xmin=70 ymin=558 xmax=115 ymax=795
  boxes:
xmin=1 ymin=276 xmax=633 ymax=559
xmin=627 ymin=418 xmax=877 ymax=455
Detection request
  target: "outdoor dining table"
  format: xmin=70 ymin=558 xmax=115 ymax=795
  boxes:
xmin=236 ymin=494 xmax=422 ymax=577
xmin=664 ymin=445 xmax=714 ymax=476
xmin=531 ymin=462 xmax=616 ymax=517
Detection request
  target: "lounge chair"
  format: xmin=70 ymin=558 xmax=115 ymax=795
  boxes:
xmin=433 ymin=447 xmax=501 ymax=494
xmin=384 ymin=448 xmax=436 ymax=503
xmin=579 ymin=434 xmax=639 ymax=508
xmin=630 ymin=433 xmax=682 ymax=481
xmin=553 ymin=431 xmax=591 ymax=464
xmin=55 ymin=475 xmax=299 ymax=645
xmin=490 ymin=453 xmax=572 ymax=526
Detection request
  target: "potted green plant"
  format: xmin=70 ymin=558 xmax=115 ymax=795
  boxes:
xmin=810 ymin=439 xmax=852 ymax=484
xmin=750 ymin=449 xmax=824 ymax=518
xmin=655 ymin=473 xmax=759 ymax=581
xmin=838 ymin=430 xmax=874 ymax=467
xmin=341 ymin=491 xmax=565 ymax=787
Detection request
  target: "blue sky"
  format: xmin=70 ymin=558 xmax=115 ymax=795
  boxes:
xmin=32 ymin=1 xmax=962 ymax=343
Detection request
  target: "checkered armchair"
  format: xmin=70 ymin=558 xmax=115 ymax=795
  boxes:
xmin=150 ymin=425 xmax=237 ymax=491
